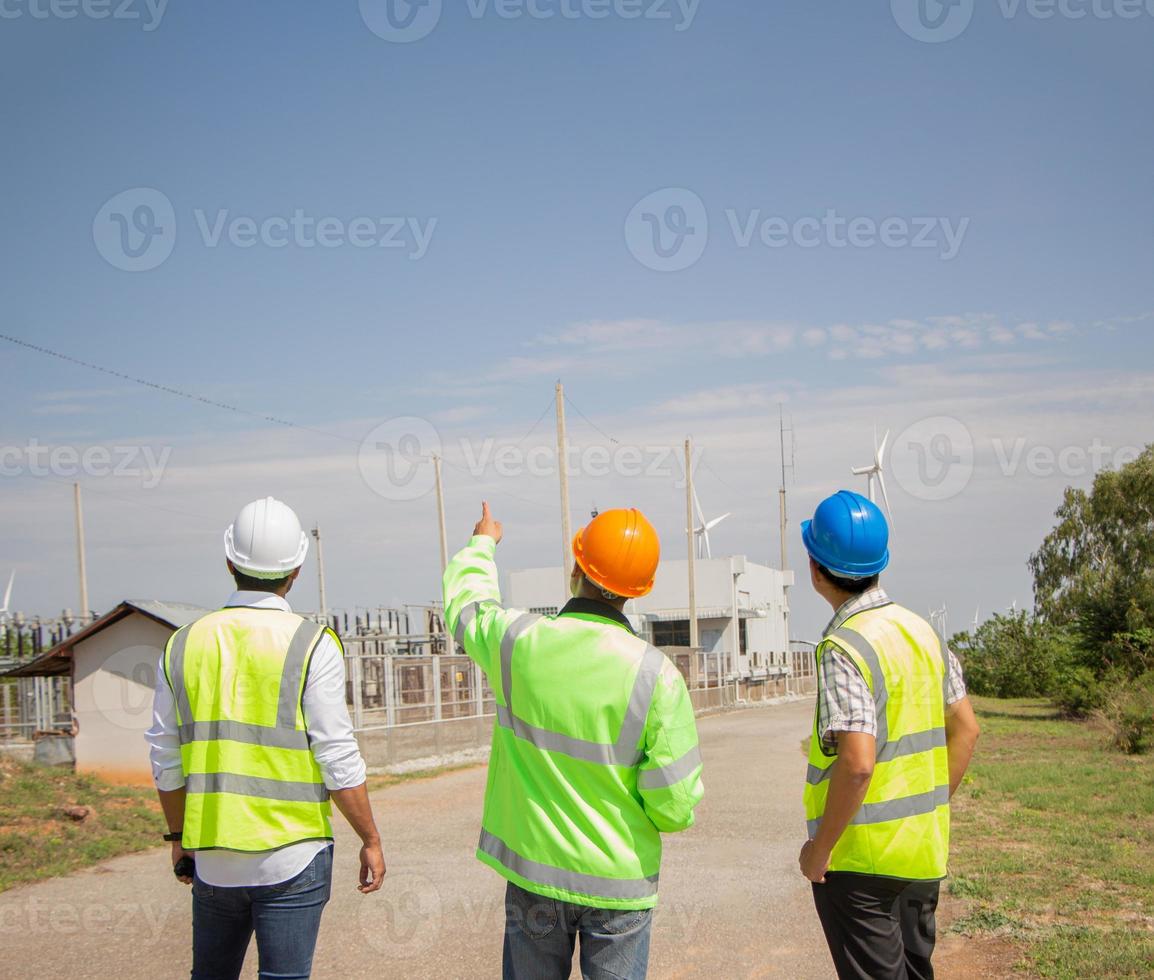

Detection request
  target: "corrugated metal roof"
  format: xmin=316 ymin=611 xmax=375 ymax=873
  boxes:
xmin=124 ymin=599 xmax=209 ymax=629
xmin=2 ymin=599 xmax=210 ymax=677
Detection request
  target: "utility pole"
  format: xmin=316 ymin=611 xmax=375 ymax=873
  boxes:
xmin=433 ymin=455 xmax=449 ymax=572
xmin=556 ymin=381 xmax=572 ymax=596
xmin=685 ymin=439 xmax=699 ymax=652
xmin=73 ymin=483 xmax=89 ymax=624
xmin=311 ymin=526 xmax=327 ymax=623
xmin=778 ymin=407 xmax=793 ymax=678
xmin=433 ymin=454 xmax=454 ymax=656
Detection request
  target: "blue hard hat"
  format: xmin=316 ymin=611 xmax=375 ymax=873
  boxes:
xmin=800 ymin=490 xmax=890 ymax=579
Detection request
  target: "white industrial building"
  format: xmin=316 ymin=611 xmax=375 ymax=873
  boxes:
xmin=507 ymin=557 xmax=795 ymax=682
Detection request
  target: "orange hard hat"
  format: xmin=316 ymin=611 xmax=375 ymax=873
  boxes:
xmin=572 ymin=508 xmax=661 ymax=598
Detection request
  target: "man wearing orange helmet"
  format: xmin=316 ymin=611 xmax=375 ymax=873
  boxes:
xmin=443 ymin=502 xmax=704 ymax=980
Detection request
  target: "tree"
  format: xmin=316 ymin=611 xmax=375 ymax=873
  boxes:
xmin=1029 ymin=444 xmax=1154 ymax=662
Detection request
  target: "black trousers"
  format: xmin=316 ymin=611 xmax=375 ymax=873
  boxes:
xmin=812 ymin=872 xmax=940 ymax=980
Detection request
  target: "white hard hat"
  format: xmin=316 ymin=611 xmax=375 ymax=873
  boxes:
xmin=223 ymin=497 xmax=309 ymax=579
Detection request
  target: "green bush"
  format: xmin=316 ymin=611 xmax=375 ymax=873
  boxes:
xmin=1052 ymin=664 xmax=1105 ymax=718
xmin=1095 ymin=671 xmax=1154 ymax=755
xmin=951 ymin=612 xmax=1074 ymax=700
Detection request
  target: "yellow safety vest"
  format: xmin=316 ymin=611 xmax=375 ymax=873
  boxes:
xmin=804 ymin=602 xmax=951 ymax=880
xmin=163 ymin=606 xmax=338 ymax=852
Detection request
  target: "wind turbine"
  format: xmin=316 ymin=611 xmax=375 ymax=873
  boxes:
xmin=0 ymin=571 xmax=13 ymax=624
xmin=688 ymin=488 xmax=730 ymax=560
xmin=929 ymin=602 xmax=949 ymax=639
xmin=851 ymin=427 xmax=894 ymax=528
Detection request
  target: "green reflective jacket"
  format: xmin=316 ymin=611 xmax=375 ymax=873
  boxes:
xmin=804 ymin=602 xmax=951 ymax=881
xmin=444 ymin=535 xmax=704 ymax=910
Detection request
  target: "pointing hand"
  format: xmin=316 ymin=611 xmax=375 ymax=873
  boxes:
xmin=473 ymin=501 xmax=503 ymax=545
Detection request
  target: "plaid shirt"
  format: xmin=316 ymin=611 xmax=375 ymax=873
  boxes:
xmin=817 ymin=587 xmax=967 ymax=753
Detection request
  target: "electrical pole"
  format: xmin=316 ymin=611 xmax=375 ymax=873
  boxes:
xmin=433 ymin=454 xmax=454 ymax=656
xmin=778 ymin=406 xmax=789 ymax=573
xmin=73 ymin=483 xmax=89 ymax=624
xmin=434 ymin=455 xmax=449 ymax=572
xmin=556 ymin=381 xmax=572 ymax=596
xmin=685 ymin=439 xmax=699 ymax=652
xmin=311 ymin=526 xmax=327 ymax=623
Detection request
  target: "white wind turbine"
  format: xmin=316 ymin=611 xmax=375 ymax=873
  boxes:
xmin=688 ymin=488 xmax=730 ymax=560
xmin=851 ymin=427 xmax=894 ymax=528
xmin=0 ymin=571 xmax=14 ymax=624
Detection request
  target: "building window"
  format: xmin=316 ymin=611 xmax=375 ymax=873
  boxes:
xmin=652 ymin=620 xmax=691 ymax=647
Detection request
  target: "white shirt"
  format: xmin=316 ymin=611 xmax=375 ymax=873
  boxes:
xmin=145 ymin=591 xmax=367 ymax=887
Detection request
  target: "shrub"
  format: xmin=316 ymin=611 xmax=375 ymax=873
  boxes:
xmin=1094 ymin=671 xmax=1154 ymax=755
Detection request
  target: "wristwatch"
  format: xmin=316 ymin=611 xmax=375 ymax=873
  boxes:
xmin=163 ymin=831 xmax=183 ymax=842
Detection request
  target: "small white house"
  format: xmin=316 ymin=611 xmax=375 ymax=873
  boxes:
xmin=5 ymin=600 xmax=207 ymax=785
xmin=507 ymin=557 xmax=794 ymax=678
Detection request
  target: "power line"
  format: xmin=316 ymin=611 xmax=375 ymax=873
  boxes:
xmin=0 ymin=332 xmax=355 ymax=445
xmin=564 ymin=393 xmax=619 ymax=446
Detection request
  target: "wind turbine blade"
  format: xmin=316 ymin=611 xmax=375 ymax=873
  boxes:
xmin=705 ymin=513 xmax=731 ymax=531
xmin=1 ymin=571 xmax=12 ymax=611
xmin=703 ymin=528 xmax=712 ymax=560
xmin=851 ymin=465 xmax=872 ymax=476
xmin=692 ymin=487 xmax=706 ymax=527
xmin=878 ymin=473 xmax=894 ymax=529
xmin=876 ymin=430 xmax=890 ymax=468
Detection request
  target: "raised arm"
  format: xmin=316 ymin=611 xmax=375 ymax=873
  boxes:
xmin=442 ymin=501 xmax=525 ymax=677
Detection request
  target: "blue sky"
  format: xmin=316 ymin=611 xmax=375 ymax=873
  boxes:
xmin=2 ymin=1 xmax=1152 ymax=639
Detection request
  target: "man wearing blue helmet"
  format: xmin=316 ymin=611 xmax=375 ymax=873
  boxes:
xmin=797 ymin=490 xmax=980 ymax=980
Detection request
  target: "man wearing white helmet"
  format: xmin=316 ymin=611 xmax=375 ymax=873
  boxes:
xmin=146 ymin=497 xmax=385 ymax=980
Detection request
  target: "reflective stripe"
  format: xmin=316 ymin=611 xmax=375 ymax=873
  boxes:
xmin=479 ymin=829 xmax=658 ymax=901
xmin=807 ymin=727 xmax=947 ymax=784
xmin=829 ymin=627 xmax=888 ymax=746
xmin=277 ymin=622 xmax=325 ymax=730
xmin=638 ymin=745 xmax=702 ymax=790
xmin=178 ymin=720 xmax=311 ymax=750
xmin=876 ymin=727 xmax=947 ymax=764
xmin=933 ymin=629 xmax=951 ymax=706
xmin=454 ymin=600 xmax=485 ymax=647
xmin=807 ymin=784 xmax=949 ymax=837
xmin=167 ymin=627 xmax=193 ymax=727
xmin=495 ymin=614 xmax=666 ymax=767
xmin=186 ymin=772 xmax=329 ymax=803
xmin=617 ymin=644 xmax=665 ymax=755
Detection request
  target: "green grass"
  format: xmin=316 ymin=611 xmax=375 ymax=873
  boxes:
xmin=0 ymin=755 xmax=163 ymax=892
xmin=948 ymin=697 xmax=1154 ymax=978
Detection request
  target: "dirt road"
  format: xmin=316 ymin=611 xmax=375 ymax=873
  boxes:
xmin=0 ymin=702 xmax=843 ymax=978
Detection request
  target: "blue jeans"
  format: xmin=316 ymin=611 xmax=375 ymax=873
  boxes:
xmin=503 ymin=881 xmax=653 ymax=980
xmin=191 ymin=846 xmax=333 ymax=980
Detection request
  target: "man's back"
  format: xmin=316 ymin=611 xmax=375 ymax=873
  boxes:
xmin=445 ymin=533 xmax=704 ymax=911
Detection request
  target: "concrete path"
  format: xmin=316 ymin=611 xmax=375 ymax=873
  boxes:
xmin=0 ymin=702 xmax=835 ymax=979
